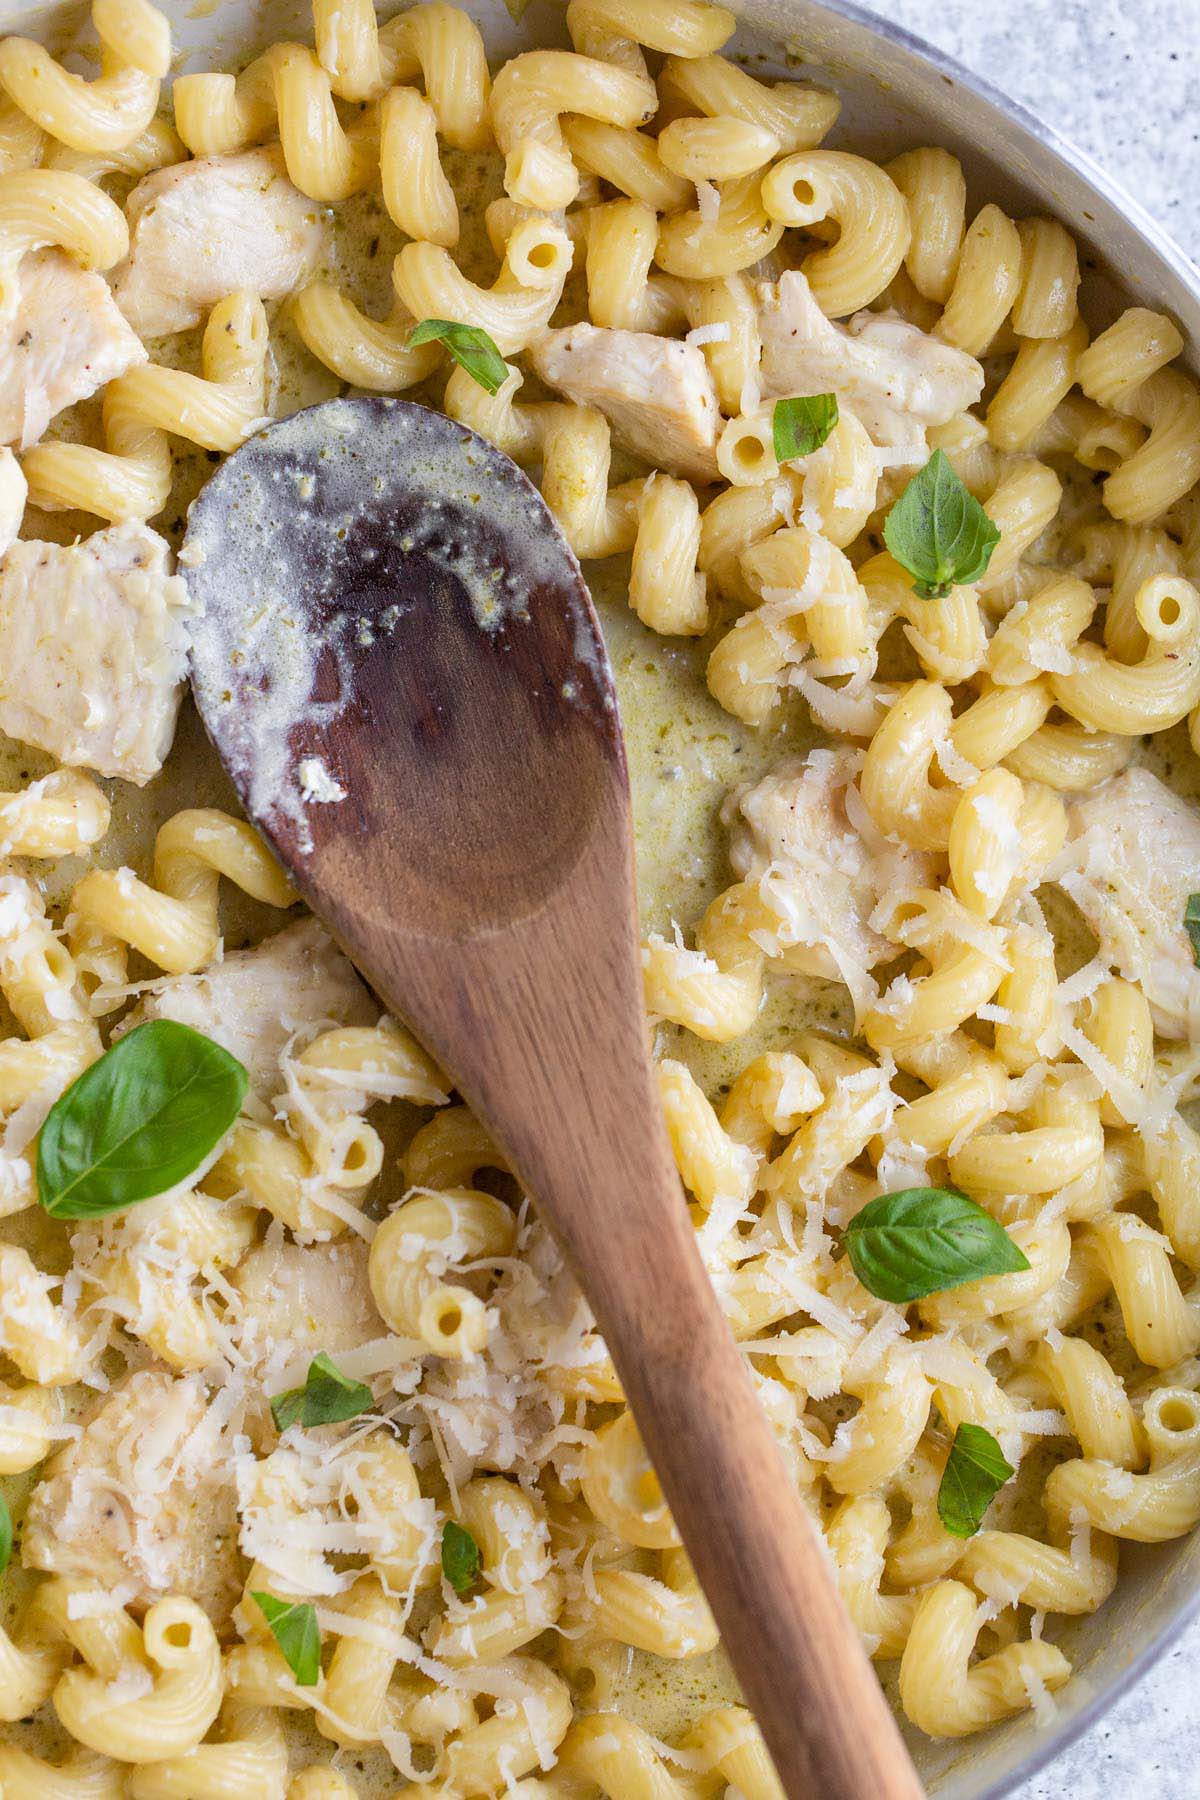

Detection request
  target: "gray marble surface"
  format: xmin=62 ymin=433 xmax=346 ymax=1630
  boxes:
xmin=861 ymin=10 xmax=1200 ymax=1794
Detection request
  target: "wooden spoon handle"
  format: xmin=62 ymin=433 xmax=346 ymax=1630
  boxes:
xmin=503 ymin=1064 xmax=925 ymax=1800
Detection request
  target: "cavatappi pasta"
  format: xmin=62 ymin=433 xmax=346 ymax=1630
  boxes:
xmin=1 ymin=0 xmax=1199 ymax=1789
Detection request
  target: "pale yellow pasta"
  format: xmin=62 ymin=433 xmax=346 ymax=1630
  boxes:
xmin=0 ymin=1745 xmax=125 ymax=1799
xmin=987 ymin=573 xmax=1096 ymax=686
xmin=557 ymin=1712 xmax=696 ymax=1799
xmin=69 ymin=808 xmax=295 ymax=984
xmin=682 ymin=1706 xmax=785 ymax=1800
xmin=1012 ymin=216 xmax=1081 ymax=338
xmin=655 ymin=171 xmax=784 ymax=280
xmin=1045 ymin=1387 xmax=1200 ymax=1541
xmin=761 ymin=150 xmax=911 ymax=315
xmin=1050 ymin=589 xmax=1200 ymax=732
xmin=53 ymin=1596 xmax=222 ymax=1762
xmin=0 ymin=169 xmax=128 ymax=318
xmin=1103 ymin=367 xmax=1200 ymax=524
xmin=125 ymin=1702 xmax=287 ymax=1799
xmin=859 ymin=550 xmax=986 ymax=684
xmin=936 ymin=204 xmax=1023 ymax=356
xmin=368 ymin=1186 xmax=516 ymax=1357
xmin=987 ymin=318 xmax=1089 ymax=452
xmin=1077 ymin=305 xmax=1185 ymax=410
xmin=1085 ymin=1216 xmax=1200 ymax=1369
xmin=826 ymin=1495 xmax=918 ymax=1659
xmin=976 ymin=459 xmax=1064 ymax=602
xmin=562 ymin=115 xmax=691 ymax=211
xmin=583 ymin=1411 xmax=680 ymax=1550
xmin=43 ymin=114 xmax=185 ymax=184
xmin=658 ymin=53 xmax=841 ymax=153
xmin=1078 ymin=978 xmax=1155 ymax=1128
xmin=24 ymin=292 xmax=269 ymax=522
xmin=886 ymin=146 xmax=966 ymax=304
xmin=1004 ymin=718 xmax=1133 ymax=790
xmin=898 ymin=1580 xmax=1070 ymax=1737
xmin=0 ymin=0 xmax=170 ymax=155
xmin=1033 ymin=1336 xmax=1143 ymax=1467
xmin=490 ymin=49 xmax=653 ymax=209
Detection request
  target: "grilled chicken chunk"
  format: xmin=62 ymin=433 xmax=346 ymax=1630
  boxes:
xmin=0 ymin=249 xmax=146 ymax=450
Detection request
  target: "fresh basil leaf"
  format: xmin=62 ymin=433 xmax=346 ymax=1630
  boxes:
xmin=37 ymin=1020 xmax=247 ymax=1221
xmin=251 ymin=1591 xmax=321 ymax=1685
xmin=270 ymin=1352 xmax=374 ymax=1433
xmin=407 ymin=319 xmax=508 ymax=394
xmin=1186 ymin=894 xmax=1200 ymax=968
xmin=441 ymin=1520 xmax=481 ymax=1594
xmin=883 ymin=449 xmax=1001 ymax=599
xmin=0 ymin=1493 xmax=10 ymax=1576
xmin=772 ymin=393 xmax=839 ymax=463
xmin=937 ymin=1423 xmax=1014 ymax=1538
xmin=845 ymin=1187 xmax=1029 ymax=1303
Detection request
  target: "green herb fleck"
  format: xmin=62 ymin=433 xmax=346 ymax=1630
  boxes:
xmin=441 ymin=1520 xmax=481 ymax=1594
xmin=270 ymin=1353 xmax=373 ymax=1433
xmin=937 ymin=1423 xmax=1015 ymax=1538
xmin=883 ymin=449 xmax=1001 ymax=598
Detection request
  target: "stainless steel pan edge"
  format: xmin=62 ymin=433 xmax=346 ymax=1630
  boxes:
xmin=728 ymin=4 xmax=1200 ymax=1796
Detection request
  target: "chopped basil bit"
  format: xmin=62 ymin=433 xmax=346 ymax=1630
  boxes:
xmin=937 ymin=1423 xmax=1015 ymax=1538
xmin=442 ymin=1519 xmax=481 ymax=1594
xmin=772 ymin=393 xmax=839 ymax=462
xmin=270 ymin=1352 xmax=374 ymax=1432
xmin=37 ymin=1020 xmax=248 ymax=1220
xmin=407 ymin=319 xmax=508 ymax=394
xmin=1186 ymin=894 xmax=1200 ymax=967
xmin=883 ymin=449 xmax=1001 ymax=598
xmin=844 ymin=1187 xmax=1030 ymax=1303
xmin=251 ymin=1591 xmax=321 ymax=1685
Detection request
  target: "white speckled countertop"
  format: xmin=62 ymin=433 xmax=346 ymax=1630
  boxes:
xmin=866 ymin=11 xmax=1200 ymax=1795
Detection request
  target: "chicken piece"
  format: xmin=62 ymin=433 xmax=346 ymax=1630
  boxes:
xmin=0 ymin=522 xmax=191 ymax=784
xmin=128 ymin=917 xmax=375 ymax=1101
xmin=112 ymin=148 xmax=329 ymax=339
xmin=0 ymin=249 xmax=146 ymax=450
xmin=0 ymin=448 xmax=25 ymax=556
xmin=725 ymin=747 xmax=932 ymax=1012
xmin=1063 ymin=768 xmax=1200 ymax=1038
xmin=529 ymin=322 xmax=721 ymax=481
xmin=231 ymin=1235 xmax=388 ymax=1389
xmin=756 ymin=270 xmax=984 ymax=465
xmin=22 ymin=1371 xmax=242 ymax=1622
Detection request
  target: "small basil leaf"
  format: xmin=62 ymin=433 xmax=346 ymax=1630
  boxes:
xmin=773 ymin=393 xmax=839 ymax=462
xmin=937 ymin=1423 xmax=1015 ymax=1538
xmin=845 ymin=1187 xmax=1029 ymax=1303
xmin=251 ymin=1591 xmax=321 ymax=1685
xmin=883 ymin=449 xmax=1001 ymax=599
xmin=1186 ymin=894 xmax=1200 ymax=968
xmin=37 ymin=1020 xmax=248 ymax=1220
xmin=0 ymin=1494 xmax=10 ymax=1575
xmin=270 ymin=1352 xmax=373 ymax=1433
xmin=441 ymin=1520 xmax=481 ymax=1594
xmin=407 ymin=318 xmax=508 ymax=394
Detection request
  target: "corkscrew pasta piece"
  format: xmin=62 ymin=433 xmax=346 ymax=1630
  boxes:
xmin=1012 ymin=217 xmax=1081 ymax=338
xmin=827 ymin=1495 xmax=919 ymax=1659
xmin=125 ymin=1702 xmax=287 ymax=1799
xmin=0 ymin=0 xmax=170 ymax=155
xmin=682 ymin=1706 xmax=785 ymax=1800
xmin=657 ymin=1057 xmax=759 ymax=1215
xmin=658 ymin=53 xmax=841 ymax=153
xmin=583 ymin=1546 xmax=718 ymax=1658
xmin=0 ymin=169 xmax=129 ymax=319
xmin=935 ymin=204 xmax=1023 ymax=356
xmin=368 ymin=1186 xmax=517 ymax=1357
xmin=1044 ymin=1387 xmax=1200 ymax=1541
xmin=69 ymin=808 xmax=296 ymax=982
xmin=1102 ymin=367 xmax=1200 ymax=524
xmin=489 ymin=48 xmax=654 ymax=210
xmin=760 ymin=151 xmax=911 ymax=316
xmin=50 ymin=1590 xmax=223 ymax=1762
xmin=582 ymin=1410 xmax=680 ymax=1550
xmin=0 ymin=1745 xmax=126 ymax=1800
xmin=655 ymin=171 xmax=785 ymax=280
xmin=1050 ymin=574 xmax=1200 ymax=732
xmin=1077 ymin=306 xmax=1185 ymax=410
xmin=0 ymin=1247 xmax=101 ymax=1383
xmin=23 ymin=291 xmax=269 ymax=522
xmin=987 ymin=317 xmax=1089 ymax=452
xmin=42 ymin=115 xmax=185 ymax=184
xmin=429 ymin=1479 xmax=565 ymax=1663
xmin=898 ymin=1580 xmax=1070 ymax=1737
xmin=557 ymin=1713 xmax=699 ymax=1799
xmin=887 ymin=147 xmax=966 ymax=304
xmin=1084 ymin=1214 xmax=1200 ymax=1369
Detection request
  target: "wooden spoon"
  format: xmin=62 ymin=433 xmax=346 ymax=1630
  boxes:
xmin=184 ymin=395 xmax=924 ymax=1800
